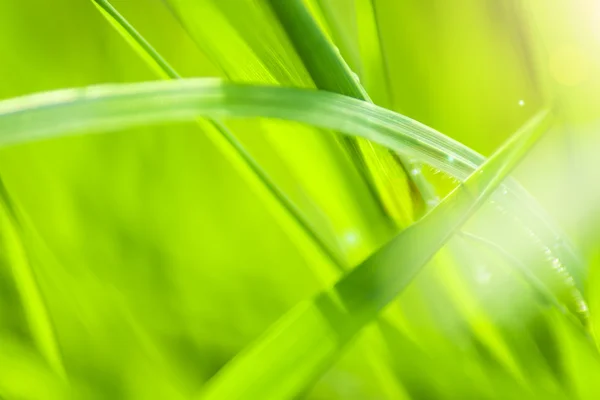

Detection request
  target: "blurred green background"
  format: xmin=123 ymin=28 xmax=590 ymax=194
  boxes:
xmin=1 ymin=0 xmax=600 ymax=399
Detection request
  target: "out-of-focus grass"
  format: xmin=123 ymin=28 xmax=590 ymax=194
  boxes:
xmin=0 ymin=0 xmax=600 ymax=399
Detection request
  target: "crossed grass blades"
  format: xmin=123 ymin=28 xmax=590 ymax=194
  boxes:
xmin=0 ymin=1 xmax=596 ymax=399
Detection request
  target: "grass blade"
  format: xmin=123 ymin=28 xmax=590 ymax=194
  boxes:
xmin=91 ymin=0 xmax=178 ymax=80
xmin=354 ymin=0 xmax=393 ymax=108
xmin=312 ymin=0 xmax=362 ymax=76
xmin=196 ymin=106 xmax=553 ymax=400
xmin=0 ymin=179 xmax=66 ymax=380
xmin=0 ymin=79 xmax=584 ymax=324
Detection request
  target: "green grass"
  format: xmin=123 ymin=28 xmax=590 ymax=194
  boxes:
xmin=0 ymin=0 xmax=599 ymax=399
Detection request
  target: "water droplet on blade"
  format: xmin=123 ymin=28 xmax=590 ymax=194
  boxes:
xmin=343 ymin=231 xmax=360 ymax=246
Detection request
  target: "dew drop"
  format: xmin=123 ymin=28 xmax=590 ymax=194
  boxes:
xmin=343 ymin=231 xmax=360 ymax=246
xmin=426 ymin=198 xmax=440 ymax=207
xmin=518 ymin=99 xmax=525 ymax=107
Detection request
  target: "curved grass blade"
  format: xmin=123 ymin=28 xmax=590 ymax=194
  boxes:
xmin=157 ymin=3 xmax=582 ymax=299
xmin=195 ymin=108 xmax=553 ymax=399
xmin=0 ymin=79 xmax=585 ymax=325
